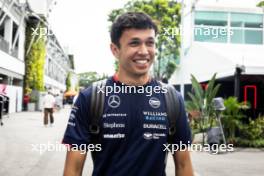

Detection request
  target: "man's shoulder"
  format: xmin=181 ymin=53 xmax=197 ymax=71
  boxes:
xmin=80 ymin=78 xmax=111 ymax=98
xmin=155 ymin=80 xmax=181 ymax=94
xmin=155 ymin=81 xmax=184 ymax=104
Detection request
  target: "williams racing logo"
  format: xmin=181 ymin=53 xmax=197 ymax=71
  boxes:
xmin=149 ymin=97 xmax=161 ymax=108
xmin=143 ymin=132 xmax=166 ymax=140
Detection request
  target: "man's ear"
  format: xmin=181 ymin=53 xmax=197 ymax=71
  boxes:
xmin=110 ymin=43 xmax=120 ymax=59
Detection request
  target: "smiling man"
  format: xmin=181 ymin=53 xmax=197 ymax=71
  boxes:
xmin=63 ymin=12 xmax=193 ymax=176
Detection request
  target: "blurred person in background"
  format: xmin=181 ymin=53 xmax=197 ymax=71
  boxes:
xmin=43 ymin=91 xmax=56 ymax=127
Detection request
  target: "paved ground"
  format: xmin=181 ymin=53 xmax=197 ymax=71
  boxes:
xmin=0 ymin=106 xmax=263 ymax=176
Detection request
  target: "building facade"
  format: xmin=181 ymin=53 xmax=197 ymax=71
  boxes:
xmin=0 ymin=0 xmax=26 ymax=113
xmin=45 ymin=32 xmax=72 ymax=93
xmin=0 ymin=0 xmax=76 ymax=112
xmin=28 ymin=0 xmax=77 ymax=94
xmin=170 ymin=0 xmax=264 ymax=117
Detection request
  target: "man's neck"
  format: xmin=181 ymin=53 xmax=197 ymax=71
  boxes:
xmin=116 ymin=71 xmax=150 ymax=86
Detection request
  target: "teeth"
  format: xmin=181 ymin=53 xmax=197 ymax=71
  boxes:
xmin=135 ymin=60 xmax=148 ymax=64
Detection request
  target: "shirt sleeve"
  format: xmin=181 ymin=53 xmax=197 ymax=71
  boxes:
xmin=62 ymin=91 xmax=92 ymax=147
xmin=173 ymin=91 xmax=192 ymax=145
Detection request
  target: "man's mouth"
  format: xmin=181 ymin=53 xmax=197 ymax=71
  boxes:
xmin=133 ymin=59 xmax=150 ymax=64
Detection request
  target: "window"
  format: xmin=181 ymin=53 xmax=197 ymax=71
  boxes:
xmin=194 ymin=11 xmax=264 ymax=45
xmin=0 ymin=25 xmax=4 ymax=38
xmin=12 ymin=22 xmax=18 ymax=44
xmin=231 ymin=29 xmax=263 ymax=44
xmin=230 ymin=29 xmax=243 ymax=43
xmin=194 ymin=11 xmax=228 ymax=43
xmin=0 ymin=11 xmax=4 ymax=38
xmin=194 ymin=26 xmax=228 ymax=43
xmin=231 ymin=13 xmax=263 ymax=28
xmin=230 ymin=13 xmax=263 ymax=44
xmin=245 ymin=30 xmax=262 ymax=44
xmin=195 ymin=11 xmax=228 ymax=26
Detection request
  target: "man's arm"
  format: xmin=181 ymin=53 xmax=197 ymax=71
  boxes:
xmin=173 ymin=150 xmax=194 ymax=176
xmin=63 ymin=150 xmax=87 ymax=176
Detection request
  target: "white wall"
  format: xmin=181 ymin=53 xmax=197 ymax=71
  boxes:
xmin=27 ymin=0 xmax=54 ymax=16
xmin=5 ymin=85 xmax=23 ymax=113
xmin=0 ymin=50 xmax=25 ymax=76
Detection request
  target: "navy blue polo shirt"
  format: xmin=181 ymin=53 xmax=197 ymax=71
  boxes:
xmin=62 ymin=76 xmax=191 ymax=176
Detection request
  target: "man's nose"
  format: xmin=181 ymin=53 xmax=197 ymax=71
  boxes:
xmin=138 ymin=44 xmax=148 ymax=55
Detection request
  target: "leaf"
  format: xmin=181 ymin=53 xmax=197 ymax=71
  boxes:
xmin=190 ymin=74 xmax=204 ymax=104
xmin=205 ymin=73 xmax=216 ymax=100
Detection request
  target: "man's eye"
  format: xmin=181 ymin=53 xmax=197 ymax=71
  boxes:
xmin=146 ymin=41 xmax=155 ymax=46
xmin=129 ymin=41 xmax=140 ymax=46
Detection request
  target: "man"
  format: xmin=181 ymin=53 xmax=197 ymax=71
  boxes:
xmin=63 ymin=12 xmax=193 ymax=176
xmin=43 ymin=91 xmax=55 ymax=127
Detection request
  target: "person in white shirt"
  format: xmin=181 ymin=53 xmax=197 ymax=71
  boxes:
xmin=43 ymin=91 xmax=56 ymax=127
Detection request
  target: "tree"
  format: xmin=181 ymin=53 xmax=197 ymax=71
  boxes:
xmin=78 ymin=72 xmax=108 ymax=88
xmin=222 ymin=97 xmax=248 ymax=140
xmin=108 ymin=0 xmax=181 ymax=81
xmin=24 ymin=20 xmax=46 ymax=94
xmin=66 ymin=73 xmax=72 ymax=91
xmin=257 ymin=1 xmax=264 ymax=7
xmin=185 ymin=73 xmax=221 ymax=144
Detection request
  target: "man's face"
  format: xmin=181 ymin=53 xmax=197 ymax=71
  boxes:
xmin=111 ymin=28 xmax=156 ymax=77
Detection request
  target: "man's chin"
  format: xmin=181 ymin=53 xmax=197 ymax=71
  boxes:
xmin=133 ymin=70 xmax=149 ymax=77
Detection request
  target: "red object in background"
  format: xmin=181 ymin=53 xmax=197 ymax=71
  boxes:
xmin=244 ymin=85 xmax=257 ymax=109
xmin=201 ymin=83 xmax=208 ymax=90
xmin=0 ymin=84 xmax=7 ymax=95
xmin=23 ymin=95 xmax=30 ymax=104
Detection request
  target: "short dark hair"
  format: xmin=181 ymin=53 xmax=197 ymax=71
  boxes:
xmin=110 ymin=12 xmax=158 ymax=47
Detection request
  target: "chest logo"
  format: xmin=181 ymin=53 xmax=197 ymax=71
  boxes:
xmin=149 ymin=97 xmax=161 ymax=109
xmin=108 ymin=95 xmax=121 ymax=108
xmin=143 ymin=132 xmax=153 ymax=140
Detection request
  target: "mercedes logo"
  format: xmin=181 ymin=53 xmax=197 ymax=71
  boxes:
xmin=108 ymin=95 xmax=121 ymax=108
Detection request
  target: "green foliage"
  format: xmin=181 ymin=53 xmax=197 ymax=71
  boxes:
xmin=222 ymin=97 xmax=249 ymax=139
xmin=24 ymin=21 xmax=46 ymax=94
xmin=78 ymin=72 xmax=108 ymax=88
xmin=114 ymin=60 xmax=119 ymax=72
xmin=29 ymin=95 xmax=37 ymax=103
xmin=240 ymin=117 xmax=264 ymax=141
xmin=221 ymin=99 xmax=264 ymax=148
xmin=230 ymin=117 xmax=264 ymax=147
xmin=163 ymin=60 xmax=177 ymax=82
xmin=108 ymin=0 xmax=181 ymax=81
xmin=186 ymin=73 xmax=220 ymax=139
xmin=75 ymin=83 xmax=80 ymax=92
xmin=234 ymin=138 xmax=264 ymax=148
xmin=257 ymin=1 xmax=264 ymax=7
xmin=66 ymin=73 xmax=72 ymax=91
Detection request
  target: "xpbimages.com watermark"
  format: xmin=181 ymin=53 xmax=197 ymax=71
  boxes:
xmin=163 ymin=141 xmax=234 ymax=154
xmin=31 ymin=27 xmax=55 ymax=37
xmin=163 ymin=26 xmax=234 ymax=39
xmin=97 ymin=82 xmax=168 ymax=97
xmin=31 ymin=141 xmax=233 ymax=155
xmin=30 ymin=27 xmax=55 ymax=43
xmin=31 ymin=141 xmax=101 ymax=155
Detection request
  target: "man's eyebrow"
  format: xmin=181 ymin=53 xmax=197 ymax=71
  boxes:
xmin=129 ymin=37 xmax=140 ymax=41
xmin=146 ymin=37 xmax=155 ymax=41
xmin=129 ymin=37 xmax=155 ymax=41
